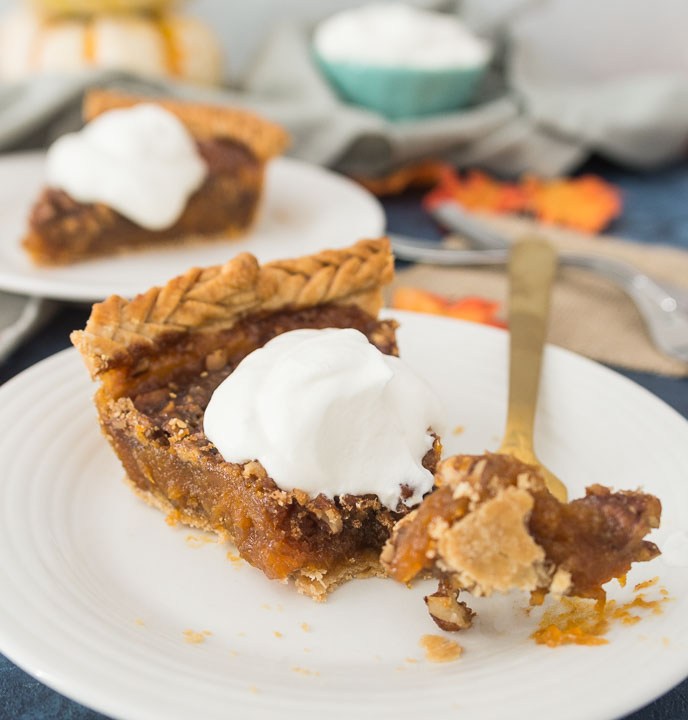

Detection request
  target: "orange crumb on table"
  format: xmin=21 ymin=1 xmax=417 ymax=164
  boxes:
xmin=227 ymin=551 xmax=243 ymax=564
xmin=301 ymin=622 xmax=311 ymax=632
xmin=134 ymin=618 xmax=145 ymax=626
xmin=618 ymin=574 xmax=627 ymax=587
xmin=273 ymin=631 xmax=283 ymax=638
xmin=452 ymin=425 xmax=465 ymax=435
xmin=420 ymin=634 xmax=463 ymax=663
xmin=291 ymin=666 xmax=320 ymax=677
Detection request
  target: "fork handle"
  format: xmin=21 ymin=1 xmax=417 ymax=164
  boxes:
xmin=499 ymin=237 xmax=556 ymax=461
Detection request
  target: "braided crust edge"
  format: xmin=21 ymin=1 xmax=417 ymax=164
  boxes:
xmin=83 ymin=89 xmax=290 ymax=161
xmin=71 ymin=238 xmax=394 ymax=378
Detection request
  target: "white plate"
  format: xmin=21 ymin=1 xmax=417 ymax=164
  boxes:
xmin=0 ymin=152 xmax=385 ymax=302
xmin=0 ymin=312 xmax=687 ymax=720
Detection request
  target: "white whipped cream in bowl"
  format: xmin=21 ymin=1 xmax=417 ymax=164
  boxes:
xmin=204 ymin=328 xmax=446 ymax=511
xmin=312 ymin=4 xmax=491 ymax=119
xmin=45 ymin=103 xmax=208 ymax=230
xmin=314 ymin=3 xmax=490 ymax=70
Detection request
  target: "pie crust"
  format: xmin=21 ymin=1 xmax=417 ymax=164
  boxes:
xmin=382 ymin=452 xmax=661 ymax=630
xmin=72 ymin=238 xmax=441 ymax=599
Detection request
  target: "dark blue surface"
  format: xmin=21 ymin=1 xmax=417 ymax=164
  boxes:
xmin=1 ymin=159 xmax=687 ymax=720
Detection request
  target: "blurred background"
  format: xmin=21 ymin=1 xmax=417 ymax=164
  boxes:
xmin=0 ymin=3 xmax=687 ymax=718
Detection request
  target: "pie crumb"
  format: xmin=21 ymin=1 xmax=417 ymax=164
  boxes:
xmin=292 ymin=666 xmax=320 ymax=677
xmin=301 ymin=622 xmax=311 ymax=632
xmin=452 ymin=425 xmax=465 ymax=435
xmin=183 ymin=629 xmax=212 ymax=644
xmin=634 ymin=576 xmax=659 ymax=592
xmin=134 ymin=618 xmax=145 ymax=627
xmin=532 ymin=585 xmax=671 ymax=647
xmin=420 ymin=634 xmax=463 ymax=663
xmin=274 ymin=631 xmax=283 ymax=638
xmin=185 ymin=533 xmax=217 ymax=548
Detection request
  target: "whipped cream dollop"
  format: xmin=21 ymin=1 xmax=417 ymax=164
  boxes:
xmin=204 ymin=328 xmax=446 ymax=511
xmin=45 ymin=104 xmax=208 ymax=230
xmin=314 ymin=4 xmax=490 ymax=69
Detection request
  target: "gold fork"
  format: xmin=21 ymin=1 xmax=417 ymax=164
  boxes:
xmin=498 ymin=236 xmax=568 ymax=502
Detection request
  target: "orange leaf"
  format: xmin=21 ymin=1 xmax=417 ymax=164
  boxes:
xmin=424 ymin=169 xmax=527 ymax=214
xmin=392 ymin=287 xmax=447 ymax=314
xmin=353 ymin=160 xmax=451 ymax=197
xmin=422 ymin=168 xmax=622 ymax=233
xmin=392 ymin=288 xmax=506 ymax=328
xmin=445 ymin=296 xmax=506 ymax=327
xmin=522 ymin=175 xmax=622 ymax=233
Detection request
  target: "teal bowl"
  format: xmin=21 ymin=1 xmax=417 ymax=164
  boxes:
xmin=315 ymin=53 xmax=488 ymax=121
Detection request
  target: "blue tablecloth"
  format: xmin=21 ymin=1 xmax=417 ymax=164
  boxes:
xmin=1 ymin=157 xmax=687 ymax=720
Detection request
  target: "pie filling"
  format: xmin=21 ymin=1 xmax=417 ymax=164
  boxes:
xmin=96 ymin=303 xmax=440 ymax=598
xmin=382 ymin=453 xmax=661 ymax=630
xmin=24 ymin=138 xmax=262 ymax=265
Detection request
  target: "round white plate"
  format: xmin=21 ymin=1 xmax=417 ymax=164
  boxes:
xmin=0 ymin=152 xmax=385 ymax=303
xmin=0 ymin=312 xmax=687 ymax=720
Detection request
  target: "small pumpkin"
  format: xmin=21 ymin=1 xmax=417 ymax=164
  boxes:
xmin=29 ymin=0 xmax=178 ymax=17
xmin=0 ymin=6 xmax=223 ymax=85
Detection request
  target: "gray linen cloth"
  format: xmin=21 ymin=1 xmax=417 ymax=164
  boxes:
xmin=1 ymin=0 xmax=687 ymax=177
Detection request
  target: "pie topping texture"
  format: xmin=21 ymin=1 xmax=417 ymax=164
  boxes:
xmin=381 ymin=452 xmax=661 ymax=630
xmin=23 ymin=89 xmax=289 ymax=265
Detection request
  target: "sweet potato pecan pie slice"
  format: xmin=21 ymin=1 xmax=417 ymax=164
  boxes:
xmin=382 ymin=453 xmax=661 ymax=630
xmin=72 ymin=239 xmax=441 ymax=599
xmin=23 ymin=89 xmax=288 ymax=265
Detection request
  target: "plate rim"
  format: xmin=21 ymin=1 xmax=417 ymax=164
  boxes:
xmin=0 ymin=313 xmax=687 ymax=720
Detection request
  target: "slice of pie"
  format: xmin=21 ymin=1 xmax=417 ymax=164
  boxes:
xmin=22 ymin=89 xmax=289 ymax=265
xmin=381 ymin=452 xmax=661 ymax=630
xmin=72 ymin=238 xmax=441 ymax=599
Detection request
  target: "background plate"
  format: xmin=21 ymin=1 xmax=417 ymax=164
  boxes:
xmin=0 ymin=312 xmax=686 ymax=720
xmin=0 ymin=152 xmax=385 ymax=302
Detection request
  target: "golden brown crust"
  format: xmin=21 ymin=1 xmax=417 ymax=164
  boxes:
xmin=435 ymin=486 xmax=551 ymax=597
xmin=83 ymin=88 xmax=290 ymax=161
xmin=71 ymin=238 xmax=394 ymax=378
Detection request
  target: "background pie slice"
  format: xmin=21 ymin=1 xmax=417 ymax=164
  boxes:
xmin=22 ymin=89 xmax=289 ymax=265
